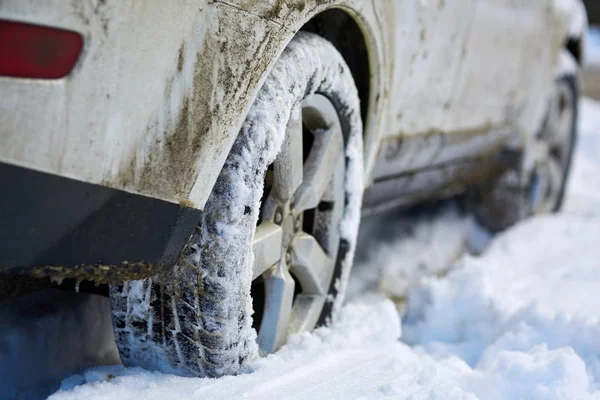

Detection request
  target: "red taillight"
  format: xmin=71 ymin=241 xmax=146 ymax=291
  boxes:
xmin=0 ymin=20 xmax=83 ymax=79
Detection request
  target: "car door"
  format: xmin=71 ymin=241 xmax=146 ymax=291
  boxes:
xmin=373 ymin=0 xmax=479 ymax=181
xmin=365 ymin=0 xmax=559 ymax=210
xmin=448 ymin=0 xmax=559 ymax=158
xmin=377 ymin=0 xmax=557 ymax=174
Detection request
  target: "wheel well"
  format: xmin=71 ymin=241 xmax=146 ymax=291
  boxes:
xmin=566 ymin=37 xmax=583 ymax=65
xmin=301 ymin=9 xmax=371 ymax=124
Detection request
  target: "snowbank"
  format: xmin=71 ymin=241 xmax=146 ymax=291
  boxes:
xmin=348 ymin=202 xmax=482 ymax=302
xmin=404 ymin=214 xmax=600 ymax=399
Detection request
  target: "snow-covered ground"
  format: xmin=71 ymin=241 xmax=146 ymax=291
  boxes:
xmin=40 ymin=99 xmax=600 ymax=400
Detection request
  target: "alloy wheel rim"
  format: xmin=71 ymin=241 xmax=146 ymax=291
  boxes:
xmin=530 ymin=80 xmax=575 ymax=214
xmin=251 ymin=94 xmax=346 ymax=354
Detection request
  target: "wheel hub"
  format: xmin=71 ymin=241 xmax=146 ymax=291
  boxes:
xmin=250 ymin=94 xmax=346 ymax=355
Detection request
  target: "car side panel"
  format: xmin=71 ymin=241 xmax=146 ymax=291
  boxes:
xmin=457 ymin=0 xmax=564 ymax=148
xmin=370 ymin=0 xmax=570 ymax=187
xmin=378 ymin=1 xmax=478 ymax=146
xmin=365 ymin=0 xmax=577 ymax=212
xmin=372 ymin=0 xmax=518 ymax=180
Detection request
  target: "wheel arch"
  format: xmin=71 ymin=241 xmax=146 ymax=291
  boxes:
xmin=175 ymin=1 xmax=388 ymax=209
xmin=566 ymin=36 xmax=584 ymax=66
xmin=564 ymin=0 xmax=588 ymax=66
xmin=301 ymin=8 xmax=372 ymax=125
xmin=293 ymin=4 xmax=387 ymax=188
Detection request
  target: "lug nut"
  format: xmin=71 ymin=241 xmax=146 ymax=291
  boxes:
xmin=294 ymin=216 xmax=302 ymax=231
xmin=274 ymin=210 xmax=283 ymax=224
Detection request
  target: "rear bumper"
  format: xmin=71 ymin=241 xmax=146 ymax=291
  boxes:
xmin=0 ymin=162 xmax=200 ymax=277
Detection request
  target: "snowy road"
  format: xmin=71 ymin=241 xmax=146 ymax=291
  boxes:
xmin=41 ymin=99 xmax=600 ymax=399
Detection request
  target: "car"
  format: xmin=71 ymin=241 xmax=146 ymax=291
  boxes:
xmin=0 ymin=0 xmax=587 ymax=378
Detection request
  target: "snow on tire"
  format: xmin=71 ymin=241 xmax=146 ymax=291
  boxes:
xmin=110 ymin=32 xmax=364 ymax=377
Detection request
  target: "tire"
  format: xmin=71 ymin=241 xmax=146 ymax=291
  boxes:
xmin=110 ymin=32 xmax=364 ymax=377
xmin=469 ymin=51 xmax=579 ymax=232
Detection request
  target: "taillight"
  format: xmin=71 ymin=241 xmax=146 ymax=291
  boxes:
xmin=0 ymin=20 xmax=83 ymax=79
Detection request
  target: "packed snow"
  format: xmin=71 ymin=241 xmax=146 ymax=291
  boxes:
xmin=34 ymin=99 xmax=600 ymax=399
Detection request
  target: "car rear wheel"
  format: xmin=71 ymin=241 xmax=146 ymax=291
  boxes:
xmin=110 ymin=32 xmax=364 ymax=377
xmin=469 ymin=51 xmax=579 ymax=232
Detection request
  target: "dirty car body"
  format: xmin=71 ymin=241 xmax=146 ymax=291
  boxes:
xmin=0 ymin=0 xmax=586 ymax=280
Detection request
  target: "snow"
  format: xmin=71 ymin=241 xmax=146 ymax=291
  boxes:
xmin=403 ymin=215 xmax=600 ymax=397
xmin=347 ymin=203 xmax=480 ymax=302
xmin=44 ymin=98 xmax=600 ymax=399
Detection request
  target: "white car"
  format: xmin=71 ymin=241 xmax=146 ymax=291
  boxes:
xmin=0 ymin=0 xmax=587 ymax=377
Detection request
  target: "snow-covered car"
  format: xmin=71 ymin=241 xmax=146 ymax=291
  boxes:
xmin=0 ymin=0 xmax=587 ymax=378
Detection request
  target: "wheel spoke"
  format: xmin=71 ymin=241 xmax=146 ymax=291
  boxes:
xmin=257 ymin=263 xmax=295 ymax=354
xmin=547 ymin=156 xmax=565 ymax=195
xmin=293 ymin=127 xmax=344 ymax=212
xmin=545 ymin=83 xmax=574 ymax=150
xmin=252 ymin=222 xmax=283 ymax=279
xmin=288 ymin=294 xmax=326 ymax=333
xmin=254 ymin=94 xmax=348 ymax=353
xmin=272 ymin=105 xmax=303 ymax=203
xmin=531 ymin=158 xmax=564 ymax=214
xmin=289 ymin=232 xmax=334 ymax=296
xmin=530 ymin=172 xmax=547 ymax=214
